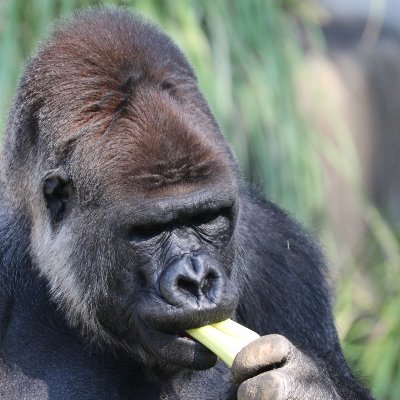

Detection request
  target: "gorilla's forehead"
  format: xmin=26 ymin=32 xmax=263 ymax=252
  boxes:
xmin=75 ymin=108 xmax=237 ymax=199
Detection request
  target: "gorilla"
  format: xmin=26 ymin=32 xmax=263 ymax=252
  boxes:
xmin=0 ymin=8 xmax=372 ymax=400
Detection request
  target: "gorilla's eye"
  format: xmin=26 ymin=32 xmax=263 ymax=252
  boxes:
xmin=190 ymin=211 xmax=219 ymax=226
xmin=190 ymin=208 xmax=231 ymax=228
xmin=127 ymin=223 xmax=167 ymax=243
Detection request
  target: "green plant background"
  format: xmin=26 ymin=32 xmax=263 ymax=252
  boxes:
xmin=0 ymin=1 xmax=399 ymax=398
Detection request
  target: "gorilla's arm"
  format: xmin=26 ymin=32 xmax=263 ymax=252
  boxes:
xmin=233 ymin=186 xmax=373 ymax=399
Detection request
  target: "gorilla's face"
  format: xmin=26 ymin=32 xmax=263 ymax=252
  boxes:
xmin=29 ymin=19 xmax=240 ymax=369
xmin=39 ymin=177 xmax=239 ymax=371
xmin=99 ymin=184 xmax=239 ymax=370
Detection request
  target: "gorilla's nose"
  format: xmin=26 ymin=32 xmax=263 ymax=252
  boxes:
xmin=159 ymin=254 xmax=222 ymax=307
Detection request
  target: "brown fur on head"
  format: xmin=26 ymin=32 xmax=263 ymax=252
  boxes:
xmin=3 ymin=7 xmax=236 ymax=208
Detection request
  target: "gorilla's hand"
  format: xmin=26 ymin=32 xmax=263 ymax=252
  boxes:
xmin=231 ymin=334 xmax=341 ymax=400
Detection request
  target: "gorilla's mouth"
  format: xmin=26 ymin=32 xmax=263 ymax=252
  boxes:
xmin=133 ymin=289 xmax=238 ymax=369
xmin=97 ymin=273 xmax=238 ymax=371
xmin=138 ymin=319 xmax=218 ymax=370
xmin=107 ymin=260 xmax=239 ymax=371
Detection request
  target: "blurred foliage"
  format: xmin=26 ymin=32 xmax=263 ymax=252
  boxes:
xmin=0 ymin=0 xmax=399 ymax=398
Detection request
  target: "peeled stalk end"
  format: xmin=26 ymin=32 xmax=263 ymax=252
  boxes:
xmin=186 ymin=319 xmax=260 ymax=368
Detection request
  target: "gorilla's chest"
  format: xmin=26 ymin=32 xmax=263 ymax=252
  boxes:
xmin=0 ymin=353 xmax=235 ymax=400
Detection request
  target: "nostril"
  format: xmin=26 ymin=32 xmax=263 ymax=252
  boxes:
xmin=177 ymin=278 xmax=199 ymax=298
xmin=201 ymin=272 xmax=218 ymax=299
xmin=177 ymin=273 xmax=219 ymax=302
xmin=159 ymin=255 xmax=223 ymax=306
xmin=201 ymin=273 xmax=213 ymax=291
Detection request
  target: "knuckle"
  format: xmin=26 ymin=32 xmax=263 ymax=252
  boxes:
xmin=264 ymin=372 xmax=288 ymax=399
xmin=260 ymin=334 xmax=293 ymax=362
xmin=231 ymin=334 xmax=295 ymax=386
xmin=237 ymin=380 xmax=256 ymax=400
xmin=268 ymin=335 xmax=293 ymax=361
xmin=237 ymin=371 xmax=288 ymax=400
xmin=268 ymin=334 xmax=292 ymax=352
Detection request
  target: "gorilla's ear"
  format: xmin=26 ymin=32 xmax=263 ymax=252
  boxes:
xmin=42 ymin=169 xmax=73 ymax=223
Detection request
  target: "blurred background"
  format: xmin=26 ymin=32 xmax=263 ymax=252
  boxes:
xmin=0 ymin=0 xmax=399 ymax=398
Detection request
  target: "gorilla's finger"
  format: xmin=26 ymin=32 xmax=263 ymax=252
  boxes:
xmin=231 ymin=334 xmax=292 ymax=384
xmin=236 ymin=370 xmax=288 ymax=400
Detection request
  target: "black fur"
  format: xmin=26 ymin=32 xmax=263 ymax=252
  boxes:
xmin=0 ymin=7 xmax=373 ymax=399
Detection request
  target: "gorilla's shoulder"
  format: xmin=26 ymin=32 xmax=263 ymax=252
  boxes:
xmin=238 ymin=183 xmax=323 ymax=259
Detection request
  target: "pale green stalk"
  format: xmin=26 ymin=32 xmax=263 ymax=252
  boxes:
xmin=186 ymin=319 xmax=260 ymax=368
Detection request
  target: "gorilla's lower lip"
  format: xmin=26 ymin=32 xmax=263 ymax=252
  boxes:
xmin=174 ymin=332 xmax=205 ymax=352
xmin=155 ymin=329 xmax=205 ymax=351
xmin=175 ymin=333 xmax=201 ymax=347
xmin=178 ymin=331 xmax=198 ymax=342
xmin=138 ymin=320 xmax=217 ymax=369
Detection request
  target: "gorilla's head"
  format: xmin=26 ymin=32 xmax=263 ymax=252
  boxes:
xmin=2 ymin=9 xmax=240 ymax=371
